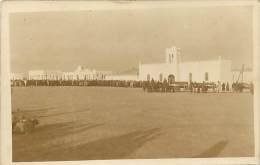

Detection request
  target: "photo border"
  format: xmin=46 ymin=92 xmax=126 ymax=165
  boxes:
xmin=1 ymin=1 xmax=259 ymax=165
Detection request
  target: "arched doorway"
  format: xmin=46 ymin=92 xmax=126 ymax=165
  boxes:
xmin=168 ymin=74 xmax=175 ymax=84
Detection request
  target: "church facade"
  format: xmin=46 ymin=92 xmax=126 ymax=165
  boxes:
xmin=139 ymin=46 xmax=233 ymax=83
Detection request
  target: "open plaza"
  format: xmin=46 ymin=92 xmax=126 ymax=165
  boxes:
xmin=12 ymin=86 xmax=254 ymax=161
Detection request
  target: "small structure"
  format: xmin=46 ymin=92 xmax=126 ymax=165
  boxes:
xmin=28 ymin=70 xmax=62 ymax=80
xmin=106 ymin=67 xmax=139 ymax=81
xmin=232 ymin=67 xmax=253 ymax=84
xmin=62 ymin=66 xmax=112 ymax=80
xmin=106 ymin=74 xmax=139 ymax=81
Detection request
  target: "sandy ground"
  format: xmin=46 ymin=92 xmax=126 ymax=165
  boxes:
xmin=11 ymin=87 xmax=254 ymax=161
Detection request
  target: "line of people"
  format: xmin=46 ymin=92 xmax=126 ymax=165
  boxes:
xmin=11 ymin=79 xmax=144 ymax=88
xmin=10 ymin=79 xmax=253 ymax=94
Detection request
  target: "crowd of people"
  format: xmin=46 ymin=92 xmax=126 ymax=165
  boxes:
xmin=11 ymin=79 xmax=144 ymax=88
xmin=142 ymin=79 xmax=254 ymax=93
xmin=11 ymin=79 xmax=253 ymax=94
xmin=142 ymin=79 xmax=216 ymax=93
xmin=189 ymin=81 xmax=230 ymax=93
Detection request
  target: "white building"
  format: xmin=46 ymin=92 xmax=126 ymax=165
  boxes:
xmin=28 ymin=70 xmax=62 ymax=80
xmin=106 ymin=74 xmax=139 ymax=81
xmin=96 ymin=70 xmax=113 ymax=80
xmin=28 ymin=70 xmax=46 ymax=80
xmin=28 ymin=66 xmax=112 ymax=81
xmin=62 ymin=66 xmax=94 ymax=80
xmin=106 ymin=67 xmax=139 ymax=81
xmin=10 ymin=73 xmax=25 ymax=80
xmin=62 ymin=66 xmax=112 ymax=80
xmin=139 ymin=46 xmax=243 ymax=84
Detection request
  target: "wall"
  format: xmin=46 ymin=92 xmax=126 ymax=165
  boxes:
xmin=106 ymin=75 xmax=139 ymax=81
xmin=28 ymin=70 xmax=46 ymax=80
xmin=10 ymin=73 xmax=25 ymax=80
xmin=139 ymin=59 xmax=233 ymax=83
xmin=179 ymin=60 xmax=221 ymax=82
xmin=139 ymin=63 xmax=177 ymax=81
xmin=220 ymin=60 xmax=233 ymax=84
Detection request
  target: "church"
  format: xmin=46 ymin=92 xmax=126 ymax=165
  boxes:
xmin=139 ymin=46 xmax=233 ymax=84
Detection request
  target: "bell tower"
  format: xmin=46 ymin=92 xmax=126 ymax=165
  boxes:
xmin=165 ymin=46 xmax=180 ymax=81
xmin=166 ymin=46 xmax=179 ymax=64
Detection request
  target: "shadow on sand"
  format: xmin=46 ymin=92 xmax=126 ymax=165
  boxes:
xmin=13 ymin=121 xmax=104 ymax=161
xmin=47 ymin=128 xmax=162 ymax=161
xmin=13 ymin=107 xmax=90 ymax=118
xmin=193 ymin=140 xmax=228 ymax=158
xmin=13 ymin=121 xmax=103 ymax=140
xmin=14 ymin=127 xmax=162 ymax=161
xmin=37 ymin=108 xmax=90 ymax=118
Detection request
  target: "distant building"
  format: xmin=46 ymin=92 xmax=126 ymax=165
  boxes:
xmin=21 ymin=50 xmax=253 ymax=84
xmin=10 ymin=73 xmax=25 ymax=80
xmin=28 ymin=70 xmax=62 ymax=80
xmin=139 ymin=46 xmax=250 ymax=84
xmin=106 ymin=67 xmax=139 ymax=81
xmin=106 ymin=74 xmax=139 ymax=81
xmin=28 ymin=66 xmax=112 ymax=81
xmin=96 ymin=70 xmax=113 ymax=80
xmin=62 ymin=66 xmax=112 ymax=80
xmin=28 ymin=70 xmax=45 ymax=80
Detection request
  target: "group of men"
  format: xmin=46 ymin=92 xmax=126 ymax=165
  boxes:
xmin=142 ymin=78 xmax=186 ymax=92
xmin=11 ymin=79 xmax=144 ymax=88
xmin=142 ymin=78 xmax=253 ymax=94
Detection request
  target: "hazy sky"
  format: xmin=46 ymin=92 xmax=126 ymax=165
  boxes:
xmin=10 ymin=6 xmax=253 ymax=73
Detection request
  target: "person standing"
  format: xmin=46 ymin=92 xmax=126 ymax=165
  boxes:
xmin=222 ymin=83 xmax=225 ymax=92
xmin=190 ymin=82 xmax=193 ymax=93
xmin=217 ymin=81 xmax=221 ymax=93
xmin=250 ymin=82 xmax=254 ymax=94
xmin=163 ymin=78 xmax=168 ymax=92
xmin=226 ymin=82 xmax=229 ymax=92
xmin=197 ymin=84 xmax=200 ymax=93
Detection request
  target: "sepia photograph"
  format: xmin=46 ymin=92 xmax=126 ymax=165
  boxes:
xmin=1 ymin=1 xmax=259 ymax=165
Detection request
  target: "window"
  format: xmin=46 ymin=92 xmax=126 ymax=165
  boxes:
xmin=205 ymin=72 xmax=209 ymax=81
xmin=189 ymin=73 xmax=192 ymax=82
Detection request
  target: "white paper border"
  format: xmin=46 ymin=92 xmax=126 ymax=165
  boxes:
xmin=1 ymin=1 xmax=259 ymax=165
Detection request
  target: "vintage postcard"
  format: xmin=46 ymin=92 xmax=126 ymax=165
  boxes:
xmin=1 ymin=1 xmax=259 ymax=165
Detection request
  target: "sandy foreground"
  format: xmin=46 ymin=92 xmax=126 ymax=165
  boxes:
xmin=11 ymin=87 xmax=254 ymax=161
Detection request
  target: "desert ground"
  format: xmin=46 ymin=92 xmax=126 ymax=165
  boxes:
xmin=11 ymin=87 xmax=254 ymax=161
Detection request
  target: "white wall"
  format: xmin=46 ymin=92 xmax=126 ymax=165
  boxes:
xmin=29 ymin=70 xmax=63 ymax=80
xmin=179 ymin=60 xmax=221 ymax=82
xmin=220 ymin=60 xmax=233 ymax=84
xmin=139 ymin=63 xmax=177 ymax=81
xmin=28 ymin=70 xmax=45 ymax=80
xmin=139 ymin=59 xmax=233 ymax=83
xmin=10 ymin=73 xmax=25 ymax=80
xmin=106 ymin=75 xmax=139 ymax=81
